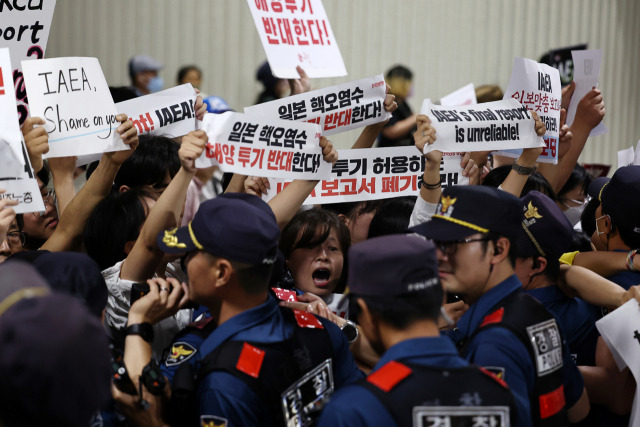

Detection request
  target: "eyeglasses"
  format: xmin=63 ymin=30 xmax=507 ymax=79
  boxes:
xmin=32 ymin=189 xmax=56 ymax=218
xmin=561 ymin=197 xmax=588 ymax=208
xmin=4 ymin=231 xmax=25 ymax=249
xmin=434 ymin=237 xmax=491 ymax=256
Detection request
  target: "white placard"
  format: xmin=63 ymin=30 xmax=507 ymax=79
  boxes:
xmin=0 ymin=0 xmax=56 ymax=125
xmin=596 ymin=299 xmax=640 ymax=427
xmin=496 ymin=57 xmax=562 ymax=164
xmin=262 ymin=146 xmax=468 ymax=204
xmin=617 ymin=140 xmax=640 ymax=169
xmin=440 ymin=83 xmax=477 ymax=107
xmin=195 ymin=111 xmax=330 ymax=180
xmin=116 ymin=84 xmax=198 ymax=138
xmin=22 ymin=57 xmax=128 ymax=159
xmin=245 ymin=74 xmax=389 ymax=136
xmin=419 ymin=98 xmax=545 ymax=154
xmin=246 ymin=0 xmax=346 ymax=78
xmin=566 ymin=49 xmax=607 ymax=137
xmin=0 ymin=48 xmax=26 ymax=175
xmin=0 ymin=138 xmax=45 ymax=214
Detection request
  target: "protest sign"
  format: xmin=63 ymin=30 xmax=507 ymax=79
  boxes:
xmin=596 ymin=299 xmax=640 ymax=427
xmin=262 ymin=146 xmax=468 ymax=204
xmin=0 ymin=47 xmax=44 ymax=214
xmin=246 ymin=0 xmax=346 ymax=78
xmin=116 ymin=84 xmax=198 ymax=138
xmin=566 ymin=49 xmax=607 ymax=137
xmin=420 ymin=98 xmax=544 ymax=154
xmin=21 ymin=57 xmax=128 ymax=160
xmin=440 ymin=83 xmax=477 ymax=107
xmin=617 ymin=140 xmax=640 ymax=169
xmin=0 ymin=0 xmax=56 ymax=125
xmin=195 ymin=111 xmax=330 ymax=180
xmin=539 ymin=43 xmax=587 ymax=87
xmin=495 ymin=57 xmax=562 ymax=164
xmin=582 ymin=163 xmax=610 ymax=179
xmin=245 ymin=74 xmax=390 ymax=136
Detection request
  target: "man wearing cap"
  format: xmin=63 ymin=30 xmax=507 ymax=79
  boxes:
xmin=412 ymin=185 xmax=589 ymax=427
xmin=591 ymin=165 xmax=640 ymax=289
xmin=515 ymin=191 xmax=599 ymax=367
xmin=317 ymin=234 xmax=517 ymax=427
xmin=129 ymin=54 xmax=164 ymax=96
xmin=0 ymin=261 xmax=111 ymax=427
xmin=119 ymin=193 xmax=362 ymax=427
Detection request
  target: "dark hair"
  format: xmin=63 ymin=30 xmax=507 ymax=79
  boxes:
xmin=385 ymin=65 xmax=413 ymax=81
xmin=482 ymin=165 xmax=556 ymax=200
xmin=567 ymin=230 xmax=593 ymax=253
xmin=542 ymin=257 xmax=561 ymax=282
xmin=322 ymin=200 xmax=382 ymax=222
xmin=114 ymin=135 xmax=180 ymax=191
xmin=367 ymin=197 xmax=416 ymax=238
xmin=83 ymin=188 xmax=153 ymax=270
xmin=177 ymin=65 xmax=202 ymax=85
xmin=280 ymin=209 xmax=351 ymax=292
xmin=581 ymin=197 xmax=600 ymax=237
xmin=557 ymin=164 xmax=591 ymax=202
xmin=36 ymin=162 xmax=50 ymax=187
xmin=349 ymin=292 xmax=442 ymax=329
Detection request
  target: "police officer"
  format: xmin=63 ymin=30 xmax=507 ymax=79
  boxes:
xmin=412 ymin=185 xmax=589 ymax=427
xmin=119 ymin=193 xmax=363 ymax=427
xmin=514 ymin=191 xmax=599 ymax=367
xmin=317 ymin=233 xmax=518 ymax=426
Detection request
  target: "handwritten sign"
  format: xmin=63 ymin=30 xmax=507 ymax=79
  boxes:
xmin=440 ymin=83 xmax=477 ymax=107
xmin=116 ymin=84 xmax=197 ymax=138
xmin=566 ymin=49 xmax=607 ymax=137
xmin=22 ymin=57 xmax=128 ymax=159
xmin=0 ymin=0 xmax=56 ymax=125
xmin=195 ymin=111 xmax=330 ymax=180
xmin=420 ymin=98 xmax=544 ymax=154
xmin=262 ymin=146 xmax=468 ymax=204
xmin=0 ymin=47 xmax=44 ymax=214
xmin=495 ymin=57 xmax=562 ymax=164
xmin=245 ymin=74 xmax=389 ymax=136
xmin=246 ymin=0 xmax=346 ymax=78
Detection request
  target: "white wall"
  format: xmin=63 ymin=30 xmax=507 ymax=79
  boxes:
xmin=47 ymin=0 xmax=640 ymax=166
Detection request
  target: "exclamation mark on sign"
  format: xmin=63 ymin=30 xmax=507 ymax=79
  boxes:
xmin=189 ymin=99 xmax=195 ymax=116
xmin=0 ymin=67 xmax=5 ymax=95
xmin=323 ymin=21 xmax=330 ymax=45
xmin=146 ymin=112 xmax=154 ymax=130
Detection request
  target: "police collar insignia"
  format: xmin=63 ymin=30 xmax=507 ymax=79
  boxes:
xmin=166 ymin=342 xmax=197 ymax=366
xmin=201 ymin=415 xmax=228 ymax=427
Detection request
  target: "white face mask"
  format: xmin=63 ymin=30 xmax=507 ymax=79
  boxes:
xmin=563 ymin=203 xmax=586 ymax=227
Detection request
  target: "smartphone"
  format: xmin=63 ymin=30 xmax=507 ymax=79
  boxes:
xmin=130 ymin=282 xmax=150 ymax=306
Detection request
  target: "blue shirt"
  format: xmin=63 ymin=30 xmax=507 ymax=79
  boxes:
xmin=526 ymin=286 xmax=599 ymax=366
xmin=457 ymin=275 xmax=584 ymax=427
xmin=317 ymin=336 xmax=469 ymax=427
xmin=194 ymin=295 xmax=363 ymax=426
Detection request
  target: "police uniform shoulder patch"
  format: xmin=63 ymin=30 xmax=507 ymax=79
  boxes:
xmin=526 ymin=318 xmax=563 ymax=376
xmin=201 ymin=415 xmax=228 ymax=427
xmin=165 ymin=342 xmax=197 ymax=367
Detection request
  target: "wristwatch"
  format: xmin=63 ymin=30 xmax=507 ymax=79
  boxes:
xmin=340 ymin=320 xmax=359 ymax=344
xmin=125 ymin=322 xmax=155 ymax=343
xmin=512 ymin=162 xmax=536 ymax=175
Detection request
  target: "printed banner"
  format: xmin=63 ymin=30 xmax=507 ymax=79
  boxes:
xmin=195 ymin=111 xmax=330 ymax=179
xmin=566 ymin=49 xmax=607 ymax=137
xmin=0 ymin=0 xmax=56 ymax=125
xmin=496 ymin=57 xmax=562 ymax=164
xmin=246 ymin=0 xmax=346 ymax=78
xmin=262 ymin=146 xmax=468 ymax=204
xmin=116 ymin=84 xmax=197 ymax=138
xmin=440 ymin=83 xmax=477 ymax=107
xmin=596 ymin=300 xmax=640 ymax=427
xmin=0 ymin=47 xmax=44 ymax=214
xmin=245 ymin=74 xmax=389 ymax=136
xmin=420 ymin=98 xmax=544 ymax=154
xmin=22 ymin=57 xmax=128 ymax=159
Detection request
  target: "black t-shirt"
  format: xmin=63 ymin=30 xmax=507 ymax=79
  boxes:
xmin=377 ymin=100 xmax=415 ymax=148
